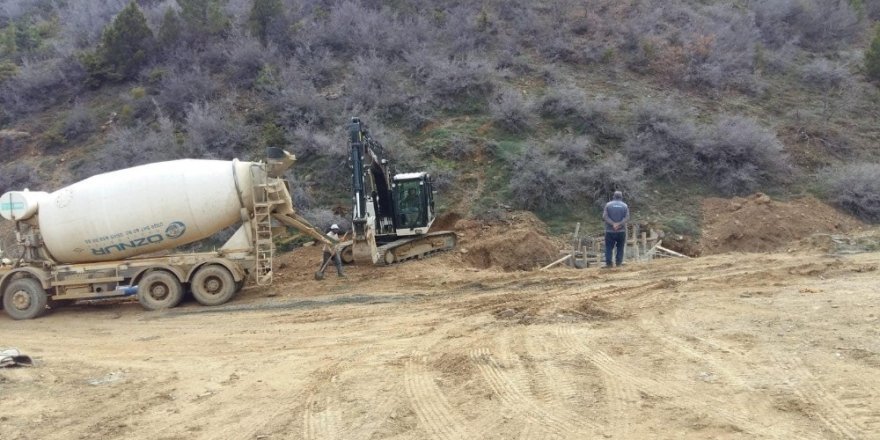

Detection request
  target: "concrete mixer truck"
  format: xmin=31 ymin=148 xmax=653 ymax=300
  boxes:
xmin=0 ymin=148 xmax=331 ymax=320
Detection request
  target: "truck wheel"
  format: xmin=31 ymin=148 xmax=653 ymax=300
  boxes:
xmin=191 ymin=265 xmax=236 ymax=306
xmin=3 ymin=278 xmax=48 ymax=320
xmin=138 ymin=271 xmax=183 ymax=310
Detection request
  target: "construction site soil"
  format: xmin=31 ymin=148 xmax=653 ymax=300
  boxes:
xmin=2 ymin=201 xmax=880 ymax=439
xmin=700 ymin=193 xmax=866 ymax=255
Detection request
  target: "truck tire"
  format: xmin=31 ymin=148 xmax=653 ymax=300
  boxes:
xmin=3 ymin=278 xmax=48 ymax=320
xmin=191 ymin=265 xmax=236 ymax=306
xmin=138 ymin=271 xmax=184 ymax=310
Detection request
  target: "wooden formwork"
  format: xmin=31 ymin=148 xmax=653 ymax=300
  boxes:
xmin=544 ymin=222 xmax=686 ymax=271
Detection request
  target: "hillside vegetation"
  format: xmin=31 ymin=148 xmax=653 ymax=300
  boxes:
xmin=2 ymin=0 xmax=880 ymax=237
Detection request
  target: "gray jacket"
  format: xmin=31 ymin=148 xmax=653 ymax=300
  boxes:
xmin=603 ymin=200 xmax=630 ymax=233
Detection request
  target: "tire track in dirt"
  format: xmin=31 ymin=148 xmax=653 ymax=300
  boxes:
xmin=638 ymin=316 xmax=757 ymax=393
xmin=303 ymin=395 xmax=341 ymax=440
xmin=772 ymin=353 xmax=867 ymax=440
xmin=551 ymin=325 xmax=638 ymax=439
xmin=80 ymin=342 xmax=325 ymax=440
xmin=469 ymin=347 xmax=602 ymax=438
xmin=517 ymin=327 xmax=572 ymax=406
xmin=567 ymin=279 xmax=686 ymax=313
xmin=517 ymin=422 xmax=540 ymax=440
xmin=292 ymin=316 xmax=467 ymax=440
xmin=600 ymin=366 xmax=639 ymax=439
xmin=347 ymin=384 xmax=405 ymax=439
xmin=636 ymin=318 xmax=830 ymax=440
xmin=835 ymin=384 xmax=880 ymax=436
xmin=244 ymin=351 xmax=364 ymax=439
xmin=648 ymin=312 xmax=840 ymax=440
xmin=404 ymin=351 xmax=475 ymax=440
xmin=555 ymin=325 xmax=784 ymax=438
xmin=209 ymin=338 xmax=379 ymax=440
xmin=298 ymin=316 xmax=469 ymax=440
xmin=500 ymin=326 xmax=590 ymax=439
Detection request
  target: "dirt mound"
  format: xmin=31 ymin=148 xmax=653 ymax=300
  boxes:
xmin=461 ymin=230 xmax=558 ymax=271
xmin=455 ymin=211 xmax=561 ymax=271
xmin=700 ymin=193 xmax=865 ymax=255
xmin=432 ymin=212 xmax=463 ymax=231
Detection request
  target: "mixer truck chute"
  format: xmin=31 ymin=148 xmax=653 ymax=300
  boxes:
xmin=346 ymin=117 xmax=456 ymax=265
xmin=0 ymin=148 xmax=331 ymax=320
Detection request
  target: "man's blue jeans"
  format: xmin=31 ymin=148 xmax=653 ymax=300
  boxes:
xmin=605 ymin=231 xmax=626 ymax=266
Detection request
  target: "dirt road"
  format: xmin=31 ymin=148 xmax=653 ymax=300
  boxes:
xmin=2 ymin=247 xmax=880 ymax=439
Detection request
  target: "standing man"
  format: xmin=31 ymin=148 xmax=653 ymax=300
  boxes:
xmin=319 ymin=224 xmax=346 ymax=278
xmin=602 ymin=191 xmax=630 ymax=268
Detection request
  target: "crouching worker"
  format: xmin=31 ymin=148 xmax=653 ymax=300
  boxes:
xmin=318 ymin=224 xmax=347 ymax=278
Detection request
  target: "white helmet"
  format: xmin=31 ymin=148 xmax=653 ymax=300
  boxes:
xmin=330 ymin=224 xmax=339 ymax=230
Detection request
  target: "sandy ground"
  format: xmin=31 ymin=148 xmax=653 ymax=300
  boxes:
xmin=1 ymin=197 xmax=877 ymax=439
xmin=2 ymin=243 xmax=880 ymax=440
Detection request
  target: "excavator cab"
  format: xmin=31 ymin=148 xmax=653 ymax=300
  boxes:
xmin=392 ymin=173 xmax=435 ymax=235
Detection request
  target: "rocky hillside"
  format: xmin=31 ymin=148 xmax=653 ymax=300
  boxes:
xmin=2 ymin=0 xmax=880 ymax=236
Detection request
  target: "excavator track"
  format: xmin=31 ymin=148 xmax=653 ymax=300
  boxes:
xmin=342 ymin=231 xmax=457 ymax=266
xmin=377 ymin=231 xmax=457 ymax=265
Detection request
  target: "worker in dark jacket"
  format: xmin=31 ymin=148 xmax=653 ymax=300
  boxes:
xmin=602 ymin=191 xmax=630 ymax=268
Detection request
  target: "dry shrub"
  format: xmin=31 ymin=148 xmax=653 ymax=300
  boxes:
xmin=694 ymin=116 xmax=791 ymax=195
xmin=822 ymin=163 xmax=880 ymax=223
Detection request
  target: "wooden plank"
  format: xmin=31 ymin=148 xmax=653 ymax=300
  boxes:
xmin=656 ymin=245 xmax=690 ymax=258
xmin=540 ymin=254 xmax=571 ymax=271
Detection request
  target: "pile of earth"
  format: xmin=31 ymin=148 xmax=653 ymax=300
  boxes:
xmin=452 ymin=211 xmax=561 ymax=271
xmin=700 ymin=193 xmax=865 ymax=255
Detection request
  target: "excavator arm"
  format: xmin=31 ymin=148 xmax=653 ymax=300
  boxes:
xmin=348 ymin=117 xmax=389 ymax=263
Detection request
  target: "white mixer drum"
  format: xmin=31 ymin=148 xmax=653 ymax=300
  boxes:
xmin=36 ymin=159 xmax=257 ymax=263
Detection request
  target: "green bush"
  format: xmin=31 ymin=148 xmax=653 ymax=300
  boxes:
xmin=0 ymin=61 xmax=18 ymax=83
xmin=249 ymin=0 xmax=285 ymax=46
xmin=43 ymin=126 xmax=67 ymax=151
xmin=866 ymin=25 xmax=880 ymax=82
xmin=84 ymin=1 xmax=155 ymax=86
xmin=158 ymin=8 xmax=183 ymax=49
xmin=178 ymin=0 xmax=231 ymax=44
xmin=260 ymin=123 xmax=286 ymax=149
xmin=664 ymin=215 xmax=700 ymax=237
xmin=537 ymin=85 xmax=619 ymax=138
